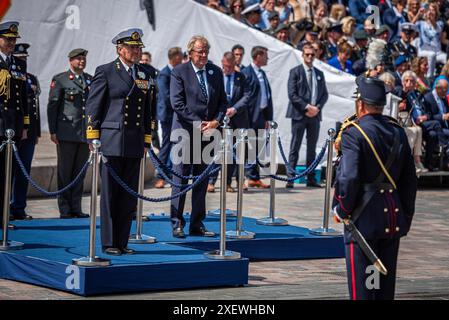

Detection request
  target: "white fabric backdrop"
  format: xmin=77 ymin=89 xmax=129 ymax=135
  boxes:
xmin=5 ymin=0 xmax=356 ymax=163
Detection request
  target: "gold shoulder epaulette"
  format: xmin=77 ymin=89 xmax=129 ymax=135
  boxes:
xmin=335 ymin=114 xmax=358 ymax=153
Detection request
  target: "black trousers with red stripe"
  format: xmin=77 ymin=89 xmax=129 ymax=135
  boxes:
xmin=345 ymin=238 xmax=400 ymax=300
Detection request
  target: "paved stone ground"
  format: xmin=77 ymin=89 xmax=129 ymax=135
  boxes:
xmin=1 ymin=184 xmax=448 ymax=300
xmin=1 ymin=136 xmax=449 ymax=300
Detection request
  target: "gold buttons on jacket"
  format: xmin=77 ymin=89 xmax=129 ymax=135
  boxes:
xmin=395 ymin=227 xmax=400 ymax=232
xmin=15 ymin=85 xmax=19 ymax=89
xmin=137 ymin=114 xmax=140 ymax=118
xmin=136 ymin=122 xmax=140 ymax=126
xmin=389 ymin=189 xmax=393 ymax=193
xmin=125 ymin=113 xmax=128 ymax=117
xmin=395 ymin=208 xmax=399 ymax=213
xmin=137 ymin=106 xmax=141 ymax=110
xmin=138 ymin=98 xmax=142 ymax=102
xmin=385 ymin=228 xmax=390 ymax=233
xmin=380 ymin=189 xmax=385 ymax=194
xmin=124 ymin=121 xmax=128 ymax=125
xmin=384 ymin=208 xmax=388 ymax=213
xmin=125 ymin=105 xmax=129 ymax=109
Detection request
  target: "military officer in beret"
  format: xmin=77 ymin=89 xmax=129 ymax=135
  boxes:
xmin=85 ymin=28 xmax=156 ymax=256
xmin=47 ymin=48 xmax=92 ymax=219
xmin=332 ymin=76 xmax=417 ymax=300
xmin=0 ymin=21 xmax=29 ymax=228
xmin=10 ymin=43 xmax=41 ymax=220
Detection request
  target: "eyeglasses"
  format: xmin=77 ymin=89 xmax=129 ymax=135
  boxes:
xmin=192 ymin=49 xmax=209 ymax=56
xmin=304 ymin=53 xmax=315 ymax=57
xmin=233 ymin=4 xmax=242 ymax=8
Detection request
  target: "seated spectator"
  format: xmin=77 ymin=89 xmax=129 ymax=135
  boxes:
xmin=351 ymin=29 xmax=369 ymax=63
xmin=393 ymin=54 xmax=410 ymax=89
xmin=379 ymin=71 xmax=399 ymax=96
xmin=396 ymin=70 xmax=428 ymax=173
xmin=297 ymin=24 xmax=321 ymax=50
xmin=329 ymin=3 xmax=346 ymax=23
xmin=313 ymin=1 xmax=328 ymax=29
xmin=260 ymin=0 xmax=277 ymax=30
xmin=364 ymin=18 xmax=377 ymax=39
xmin=341 ymin=16 xmax=357 ymax=46
xmin=206 ymin=0 xmax=228 ymax=13
xmin=416 ymin=3 xmax=447 ymax=78
xmin=383 ymin=0 xmax=407 ymax=41
xmin=275 ymin=23 xmax=293 ymax=46
xmin=276 ymin=0 xmax=294 ymax=24
xmin=411 ymin=56 xmax=431 ymax=94
xmin=327 ymin=39 xmax=354 ymax=74
xmin=391 ymin=23 xmax=418 ymax=61
xmin=433 ymin=60 xmax=449 ymax=95
xmin=312 ymin=40 xmax=326 ymax=62
xmin=230 ymin=0 xmax=246 ymax=23
xmin=264 ymin=10 xmax=280 ymax=35
xmin=323 ymin=22 xmax=343 ymax=60
xmin=242 ymin=3 xmax=263 ymax=30
xmin=406 ymin=0 xmax=425 ymax=24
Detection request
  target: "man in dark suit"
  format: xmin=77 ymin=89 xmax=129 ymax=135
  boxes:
xmin=242 ymin=46 xmax=273 ymax=189
xmin=286 ymin=43 xmax=328 ymax=188
xmin=207 ymin=51 xmax=250 ymax=193
xmin=333 ymin=75 xmax=417 ymax=300
xmin=10 ymin=43 xmax=41 ymax=220
xmin=47 ymin=48 xmax=92 ymax=219
xmin=0 ymin=21 xmax=29 ymax=228
xmin=170 ymin=35 xmax=227 ymax=238
xmin=153 ymin=47 xmax=183 ymax=189
xmin=422 ymin=78 xmax=449 ymax=168
xmin=85 ymin=28 xmax=156 ymax=255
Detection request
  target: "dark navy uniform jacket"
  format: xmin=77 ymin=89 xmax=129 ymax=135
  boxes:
xmin=333 ymin=114 xmax=417 ymax=243
xmin=26 ymin=73 xmax=41 ymax=140
xmin=47 ymin=70 xmax=92 ymax=143
xmin=85 ymin=58 xmax=156 ymax=158
xmin=0 ymin=55 xmax=29 ymax=140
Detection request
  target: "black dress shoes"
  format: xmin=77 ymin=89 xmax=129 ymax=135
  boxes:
xmin=13 ymin=213 xmax=33 ymax=220
xmin=285 ymin=181 xmax=294 ymax=188
xmin=172 ymin=227 xmax=186 ymax=238
xmin=189 ymin=227 xmax=216 ymax=237
xmin=121 ymin=247 xmax=136 ymax=254
xmin=60 ymin=213 xmax=75 ymax=219
xmin=72 ymin=212 xmax=89 ymax=218
xmin=306 ymin=181 xmax=323 ymax=188
xmin=102 ymin=247 xmax=122 ymax=256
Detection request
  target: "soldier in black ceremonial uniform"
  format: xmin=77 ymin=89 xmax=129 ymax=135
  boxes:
xmin=332 ymin=76 xmax=418 ymax=300
xmin=10 ymin=43 xmax=41 ymax=220
xmin=0 ymin=21 xmax=29 ymax=227
xmin=47 ymin=48 xmax=92 ymax=219
xmin=85 ymin=28 xmax=156 ymax=256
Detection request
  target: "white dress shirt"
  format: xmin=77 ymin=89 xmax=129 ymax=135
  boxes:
xmin=304 ymin=64 xmax=318 ymax=107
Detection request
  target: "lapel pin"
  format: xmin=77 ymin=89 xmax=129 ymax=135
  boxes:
xmin=208 ymin=70 xmax=213 ymax=75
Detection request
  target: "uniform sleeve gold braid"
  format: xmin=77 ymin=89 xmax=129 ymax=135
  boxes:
xmin=86 ymin=125 xmax=100 ymax=139
xmin=0 ymin=69 xmax=11 ymax=99
xmin=144 ymin=134 xmax=152 ymax=144
xmin=151 ymin=120 xmax=156 ymax=130
xmin=23 ymin=116 xmax=30 ymax=125
xmin=335 ymin=114 xmax=357 ymax=154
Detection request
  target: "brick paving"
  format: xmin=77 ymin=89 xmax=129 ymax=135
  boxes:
xmin=0 ymin=137 xmax=448 ymax=300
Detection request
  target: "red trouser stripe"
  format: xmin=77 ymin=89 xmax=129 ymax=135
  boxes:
xmin=350 ymin=243 xmax=357 ymax=300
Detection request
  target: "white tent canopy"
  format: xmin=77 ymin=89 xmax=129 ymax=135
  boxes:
xmin=5 ymin=0 xmax=356 ymax=163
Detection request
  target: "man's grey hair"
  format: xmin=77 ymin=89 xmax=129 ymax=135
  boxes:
xmin=401 ymin=70 xmax=417 ymax=82
xmin=187 ymin=35 xmax=210 ymax=54
xmin=435 ymin=78 xmax=449 ymax=89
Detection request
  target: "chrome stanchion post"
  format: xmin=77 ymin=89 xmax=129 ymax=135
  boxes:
xmin=0 ymin=130 xmax=24 ymax=251
xmin=129 ymin=153 xmax=156 ymax=244
xmin=310 ymin=128 xmax=341 ymax=236
xmin=205 ymin=117 xmax=241 ymax=260
xmin=226 ymin=129 xmax=254 ymax=239
xmin=257 ymin=122 xmax=288 ymax=226
xmin=73 ymin=140 xmax=110 ymax=266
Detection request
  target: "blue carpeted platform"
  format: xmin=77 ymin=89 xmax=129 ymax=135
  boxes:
xmin=0 ymin=215 xmax=343 ymax=296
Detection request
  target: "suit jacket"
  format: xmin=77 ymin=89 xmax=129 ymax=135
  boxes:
xmin=286 ymin=64 xmax=328 ymax=121
xmin=333 ymin=114 xmax=417 ymax=243
xmin=0 ymin=55 xmax=29 ymax=140
xmin=227 ymin=71 xmax=250 ymax=129
xmin=241 ymin=65 xmax=273 ymax=129
xmin=170 ymin=61 xmax=227 ymax=137
xmin=47 ymin=70 xmax=93 ymax=143
xmin=422 ymin=91 xmax=449 ymax=128
xmin=85 ymin=58 xmax=156 ymax=158
xmin=156 ymin=65 xmax=173 ymax=122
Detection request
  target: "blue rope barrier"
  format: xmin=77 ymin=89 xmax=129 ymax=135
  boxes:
xmin=102 ymin=155 xmax=220 ymax=202
xmin=148 ymin=147 xmax=203 ymax=180
xmin=13 ymin=145 xmax=92 ymax=196
xmin=269 ymin=138 xmax=328 ymax=182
